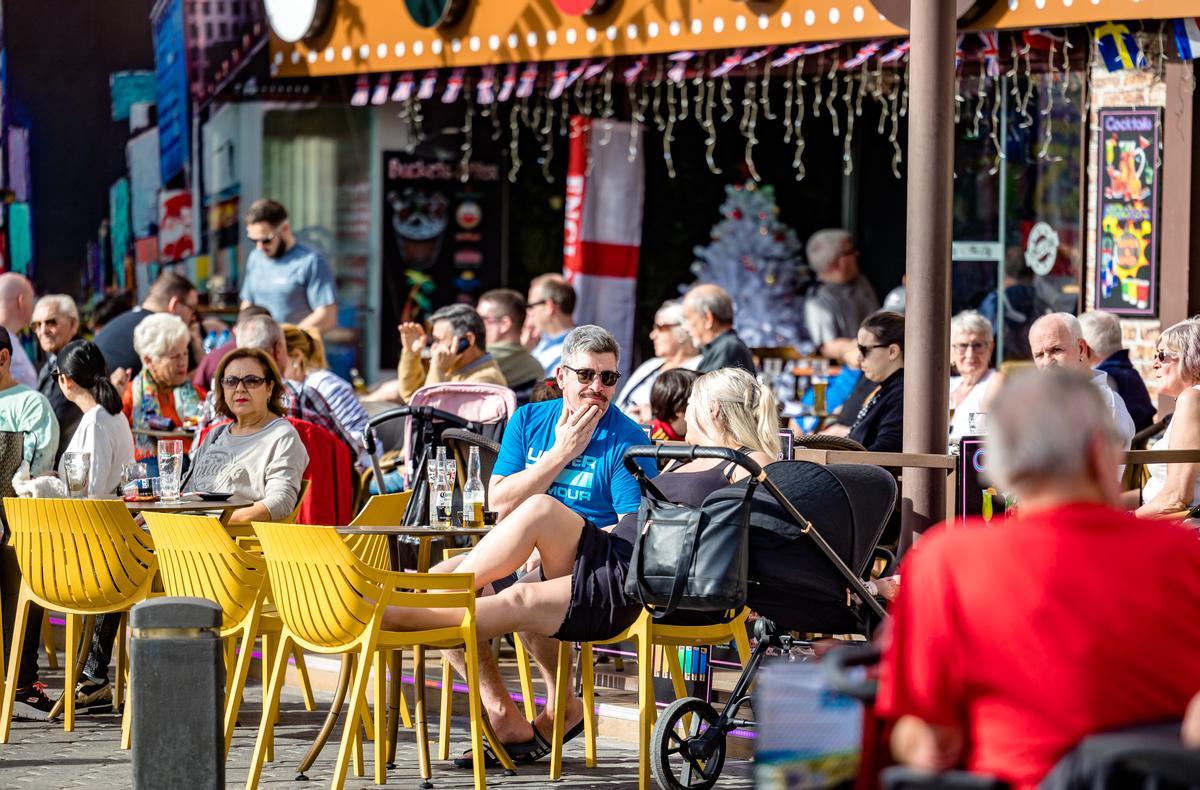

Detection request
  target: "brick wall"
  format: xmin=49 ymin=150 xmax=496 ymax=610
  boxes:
xmin=1085 ymin=63 xmax=1165 ymax=406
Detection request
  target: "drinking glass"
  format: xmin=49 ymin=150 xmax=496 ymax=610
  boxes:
xmin=762 ymin=357 xmax=784 ymax=380
xmin=120 ymin=462 xmax=148 ymax=494
xmin=157 ymin=439 xmax=184 ymax=502
xmin=981 ymin=489 xmax=994 ymax=524
xmin=63 ymin=451 xmax=91 ymax=498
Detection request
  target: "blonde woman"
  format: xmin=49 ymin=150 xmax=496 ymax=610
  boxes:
xmin=281 ymin=324 xmax=369 ymax=442
xmin=1136 ymin=319 xmax=1200 ymax=517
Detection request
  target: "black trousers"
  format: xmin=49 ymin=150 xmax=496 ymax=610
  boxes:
xmin=1 ymin=544 xmax=44 ymax=689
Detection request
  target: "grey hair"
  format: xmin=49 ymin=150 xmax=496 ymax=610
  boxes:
xmin=35 ymin=294 xmax=80 ymax=323
xmin=1078 ymin=310 xmax=1124 ymax=361
xmin=133 ymin=312 xmax=190 ymax=361
xmin=950 ymin=310 xmax=993 ymax=344
xmin=236 ymin=314 xmax=284 ymax=353
xmin=805 ymin=228 xmax=851 ymax=274
xmin=428 ymin=304 xmax=487 ymax=352
xmin=656 ymin=299 xmax=690 ymax=344
xmin=1032 ymin=312 xmax=1084 ymax=344
xmin=562 ymin=324 xmax=620 ymax=366
xmin=986 ymin=369 xmax=1124 ymax=492
xmin=1158 ymin=319 xmax=1200 ymax=385
xmin=684 ymin=284 xmax=734 ymax=326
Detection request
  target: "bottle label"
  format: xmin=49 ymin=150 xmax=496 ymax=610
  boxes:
xmin=436 ymin=490 xmax=453 ymax=522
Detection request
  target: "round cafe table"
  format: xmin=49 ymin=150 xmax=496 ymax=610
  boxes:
xmin=122 ymin=494 xmax=255 ymax=525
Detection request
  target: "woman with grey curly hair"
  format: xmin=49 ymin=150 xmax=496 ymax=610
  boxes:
xmin=948 ymin=310 xmax=1004 ymax=442
xmin=124 ymin=312 xmax=203 ymax=468
xmin=614 ymin=299 xmax=701 ymax=422
xmin=1136 ymin=318 xmax=1200 ymax=516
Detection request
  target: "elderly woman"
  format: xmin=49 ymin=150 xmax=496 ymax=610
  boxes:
xmin=614 ymin=299 xmax=701 ymax=422
xmin=281 ymin=324 xmax=370 ymax=442
xmin=1133 ymin=319 xmax=1200 ymax=517
xmin=184 ymin=348 xmax=309 ymax=523
xmin=383 ymin=368 xmax=780 ymax=761
xmin=948 ymin=310 xmax=1005 ymax=442
xmin=123 ymin=312 xmax=203 ymax=467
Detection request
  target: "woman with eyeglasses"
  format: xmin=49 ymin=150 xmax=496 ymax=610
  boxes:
xmin=614 ymin=299 xmax=701 ymax=422
xmin=947 ymin=310 xmax=1005 ymax=443
xmin=184 ymin=348 xmax=308 ymax=523
xmin=848 ymin=311 xmax=906 ymax=453
xmin=54 ymin=340 xmax=134 ymax=496
xmin=1135 ymin=319 xmax=1200 ymax=517
xmin=123 ymin=313 xmax=204 ymax=471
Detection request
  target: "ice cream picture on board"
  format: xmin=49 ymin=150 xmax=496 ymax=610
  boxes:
xmin=1096 ymin=107 xmax=1159 ymax=316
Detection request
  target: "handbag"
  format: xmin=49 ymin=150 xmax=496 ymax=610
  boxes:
xmin=624 ymin=469 xmax=758 ymax=619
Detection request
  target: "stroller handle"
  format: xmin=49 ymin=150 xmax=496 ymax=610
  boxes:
xmin=367 ymin=406 xmax=475 ymax=431
xmin=622 ymin=445 xmax=763 ymax=477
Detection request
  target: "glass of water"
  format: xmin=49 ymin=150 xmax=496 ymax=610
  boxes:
xmin=63 ymin=451 xmax=91 ymax=498
xmin=157 ymin=439 xmax=184 ymax=502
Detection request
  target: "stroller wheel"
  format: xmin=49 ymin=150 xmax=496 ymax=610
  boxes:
xmin=651 ymin=697 xmax=726 ymax=790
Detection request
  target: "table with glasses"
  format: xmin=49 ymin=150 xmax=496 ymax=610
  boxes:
xmin=122 ymin=495 xmax=255 ymax=525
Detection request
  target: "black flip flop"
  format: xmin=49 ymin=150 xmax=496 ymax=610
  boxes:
xmin=452 ymin=726 xmax=550 ymax=769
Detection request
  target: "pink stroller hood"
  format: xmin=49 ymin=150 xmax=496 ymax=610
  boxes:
xmin=408 ymin=382 xmax=518 ymax=425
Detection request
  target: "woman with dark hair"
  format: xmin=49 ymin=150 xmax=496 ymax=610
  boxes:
xmin=184 ymin=347 xmax=309 ymax=523
xmin=649 ymin=367 xmax=699 ymax=440
xmin=848 ymin=311 xmax=906 ymax=453
xmin=54 ymin=339 xmax=135 ymax=496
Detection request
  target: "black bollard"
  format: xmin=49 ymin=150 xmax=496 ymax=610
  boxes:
xmin=130 ymin=597 xmax=225 ymax=790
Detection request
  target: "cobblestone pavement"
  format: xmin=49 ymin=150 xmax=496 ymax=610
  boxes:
xmin=0 ymin=670 xmax=756 ymax=789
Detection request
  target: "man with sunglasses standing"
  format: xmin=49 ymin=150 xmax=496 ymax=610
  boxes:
xmin=241 ymin=199 xmax=337 ymax=332
xmin=32 ymin=295 xmax=83 ymax=464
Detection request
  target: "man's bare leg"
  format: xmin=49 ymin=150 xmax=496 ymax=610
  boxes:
xmin=516 ymin=629 xmax=584 ymax=739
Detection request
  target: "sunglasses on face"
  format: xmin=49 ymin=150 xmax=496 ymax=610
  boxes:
xmin=221 ymin=375 xmax=269 ymax=391
xmin=562 ymin=364 xmax=621 ymax=387
xmin=953 ymin=342 xmax=986 ymax=353
xmin=31 ymin=317 xmax=62 ymax=332
xmin=1155 ymin=349 xmax=1179 ymax=364
xmin=858 ymin=343 xmax=889 ymax=358
xmin=526 ymin=300 xmax=547 ymax=309
xmin=248 ymin=230 xmax=280 ymax=246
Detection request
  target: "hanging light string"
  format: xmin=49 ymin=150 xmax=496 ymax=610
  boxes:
xmin=791 ymin=55 xmax=808 ymax=180
xmin=741 ymin=71 xmax=762 ymax=181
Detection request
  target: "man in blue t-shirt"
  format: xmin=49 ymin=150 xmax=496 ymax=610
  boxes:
xmin=491 ymin=326 xmax=655 ymax=527
xmin=241 ymin=199 xmax=337 ymax=332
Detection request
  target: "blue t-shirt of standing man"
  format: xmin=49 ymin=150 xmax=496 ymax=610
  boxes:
xmin=492 ymin=399 xmax=657 ymax=527
xmin=240 ymin=241 xmax=337 ymax=325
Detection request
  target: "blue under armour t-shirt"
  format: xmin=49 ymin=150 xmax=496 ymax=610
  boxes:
xmin=492 ymin=399 xmax=657 ymax=527
xmin=240 ymin=241 xmax=337 ymax=325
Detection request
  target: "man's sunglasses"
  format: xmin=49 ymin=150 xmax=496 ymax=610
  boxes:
xmin=248 ymin=230 xmax=280 ymax=246
xmin=221 ymin=375 xmax=269 ymax=391
xmin=562 ymin=364 xmax=621 ymax=387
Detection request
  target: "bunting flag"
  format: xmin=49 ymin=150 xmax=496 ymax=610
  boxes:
xmin=1094 ymin=21 xmax=1147 ymax=71
xmin=978 ymin=32 xmax=1001 ymax=77
xmin=1023 ymin=28 xmax=1066 ymax=51
xmin=955 ymin=34 xmax=966 ymax=69
xmin=392 ymin=72 xmax=415 ymax=102
xmin=516 ymin=63 xmax=539 ymax=98
xmin=772 ymin=45 xmax=806 ymax=68
xmin=548 ymin=61 xmax=570 ymax=99
xmin=622 ymin=56 xmax=647 ymax=85
xmin=441 ymin=67 xmax=465 ymax=103
xmin=1174 ymin=18 xmax=1200 ymax=61
xmin=739 ymin=47 xmax=775 ymax=68
xmin=880 ymin=40 xmax=911 ymax=64
xmin=564 ymin=59 xmax=590 ymax=89
xmin=583 ymin=58 xmax=611 ymax=81
xmin=563 ymin=116 xmax=644 ymax=382
xmin=417 ymin=70 xmax=438 ymax=100
xmin=371 ymin=74 xmax=392 ymax=105
xmin=497 ymin=64 xmax=518 ymax=102
xmin=350 ymin=75 xmax=370 ymax=106
xmin=667 ymin=51 xmax=694 ymax=84
xmin=477 ymin=65 xmax=497 ymax=104
xmin=842 ymin=39 xmax=887 ymax=70
xmin=712 ymin=48 xmax=747 ymax=78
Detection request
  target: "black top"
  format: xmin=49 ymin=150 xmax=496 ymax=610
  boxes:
xmin=1098 ymin=350 xmax=1156 ymax=432
xmin=848 ymin=368 xmax=904 ymax=453
xmin=612 ymin=465 xmax=734 ymax=545
xmin=36 ymin=338 xmax=84 ymax=464
xmin=93 ymin=308 xmax=149 ymax=376
xmin=835 ymin=372 xmax=877 ymax=427
xmin=697 ymin=329 xmax=757 ymax=374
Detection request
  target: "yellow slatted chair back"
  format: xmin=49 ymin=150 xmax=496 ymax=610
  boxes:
xmin=142 ymin=512 xmax=266 ymax=632
xmin=3 ymin=498 xmax=156 ymax=612
xmin=251 ymin=522 xmax=474 ymax=652
xmin=346 ymin=491 xmax=413 ymax=571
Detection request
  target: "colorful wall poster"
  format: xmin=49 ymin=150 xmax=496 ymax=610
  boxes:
xmin=8 ymin=202 xmax=31 ymax=274
xmin=109 ymin=178 xmax=131 ymax=289
xmin=110 ymin=71 xmax=156 ymax=122
xmin=127 ymin=129 xmax=161 ymax=237
xmin=152 ymin=0 xmax=190 ymax=186
xmin=158 ymin=189 xmax=194 ymax=263
xmin=1095 ymin=107 xmax=1160 ymax=316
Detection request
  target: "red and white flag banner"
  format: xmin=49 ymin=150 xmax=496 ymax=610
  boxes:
xmin=563 ymin=116 xmax=645 ymax=379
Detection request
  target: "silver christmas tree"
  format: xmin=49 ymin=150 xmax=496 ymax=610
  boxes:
xmin=689 ymin=181 xmax=806 ymax=347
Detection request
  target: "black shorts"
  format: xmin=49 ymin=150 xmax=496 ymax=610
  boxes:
xmin=551 ymin=520 xmax=643 ymax=643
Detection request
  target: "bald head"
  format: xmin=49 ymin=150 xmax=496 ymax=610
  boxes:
xmin=0 ymin=273 xmax=34 ymax=331
xmin=1029 ymin=312 xmax=1089 ymax=371
xmin=682 ymin=284 xmax=735 ymax=346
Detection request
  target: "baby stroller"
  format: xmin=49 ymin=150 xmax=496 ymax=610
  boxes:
xmin=621 ymin=445 xmax=897 ymax=790
xmin=364 ymin=382 xmax=516 ymax=524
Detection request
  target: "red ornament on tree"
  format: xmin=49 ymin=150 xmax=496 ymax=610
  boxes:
xmin=731 ymin=209 xmax=744 ymax=220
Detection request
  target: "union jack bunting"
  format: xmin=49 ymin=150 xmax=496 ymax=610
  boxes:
xmin=476 ymin=65 xmax=496 ymax=104
xmin=350 ymin=75 xmax=370 ymax=106
xmin=391 ymin=72 xmax=415 ymax=102
xmin=548 ymin=61 xmax=570 ymax=99
xmin=880 ymin=40 xmax=910 ymax=64
xmin=370 ymin=74 xmax=391 ymax=105
xmin=441 ymin=68 xmax=466 ymax=103
xmin=516 ymin=63 xmax=539 ymax=99
xmin=417 ymin=70 xmax=438 ymax=101
xmin=711 ymin=48 xmax=747 ymax=77
xmin=497 ymin=64 xmax=518 ymax=103
xmin=978 ymin=31 xmax=1001 ymax=77
xmin=842 ymin=39 xmax=887 ymax=70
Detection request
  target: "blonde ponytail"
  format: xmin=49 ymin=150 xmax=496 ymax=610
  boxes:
xmin=692 ymin=368 xmax=781 ymax=459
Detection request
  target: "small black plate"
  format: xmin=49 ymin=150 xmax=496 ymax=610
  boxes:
xmin=195 ymin=491 xmax=234 ymax=502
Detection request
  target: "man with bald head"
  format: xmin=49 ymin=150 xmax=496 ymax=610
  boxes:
xmin=682 ymin=283 xmax=756 ymax=373
xmin=1028 ymin=312 xmax=1136 ymax=451
xmin=0 ymin=273 xmax=38 ymax=387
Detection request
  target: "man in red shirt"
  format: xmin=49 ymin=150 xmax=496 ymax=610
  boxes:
xmin=876 ymin=369 xmax=1200 ymax=789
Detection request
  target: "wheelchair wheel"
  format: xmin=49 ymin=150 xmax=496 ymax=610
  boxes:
xmin=651 ymin=697 xmax=726 ymax=790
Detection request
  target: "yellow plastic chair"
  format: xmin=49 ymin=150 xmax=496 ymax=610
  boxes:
xmin=0 ymin=498 xmax=157 ymax=743
xmin=350 ymin=490 xmax=412 ymax=527
xmin=548 ymin=610 xmax=753 ymax=789
xmin=246 ymin=522 xmax=514 ymax=790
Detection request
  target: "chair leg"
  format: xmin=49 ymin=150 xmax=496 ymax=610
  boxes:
xmin=0 ymin=588 xmax=33 ymax=743
xmin=373 ymin=649 xmax=388 ymax=786
xmin=635 ymin=621 xmax=654 ymax=790
xmin=462 ymin=635 xmax=490 ymax=790
xmin=120 ymin=682 xmax=133 ymax=750
xmin=47 ymin=613 xmax=94 ymax=722
xmin=386 ymin=650 xmax=408 ymax=769
xmin=513 ymin=633 xmax=537 ymax=721
xmin=244 ymin=632 xmax=294 ymax=790
xmin=41 ymin=611 xmax=58 ymax=670
xmin=437 ymin=654 xmax=453 ymax=761
xmin=112 ymin=613 xmax=128 ymax=714
xmin=352 ymin=716 xmax=365 ymax=778
xmin=291 ymin=645 xmax=317 ymax=712
xmin=414 ymin=645 xmax=431 ymax=782
xmin=331 ymin=648 xmax=376 ymax=790
xmin=224 ymin=625 xmax=258 ymax=758
xmin=549 ymin=640 xmax=573 ymax=781
xmin=61 ymin=614 xmax=82 ymax=733
xmin=581 ymin=644 xmax=597 ymax=769
xmin=296 ymin=654 xmax=353 ymax=776
xmin=260 ymin=631 xmax=275 ymax=764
